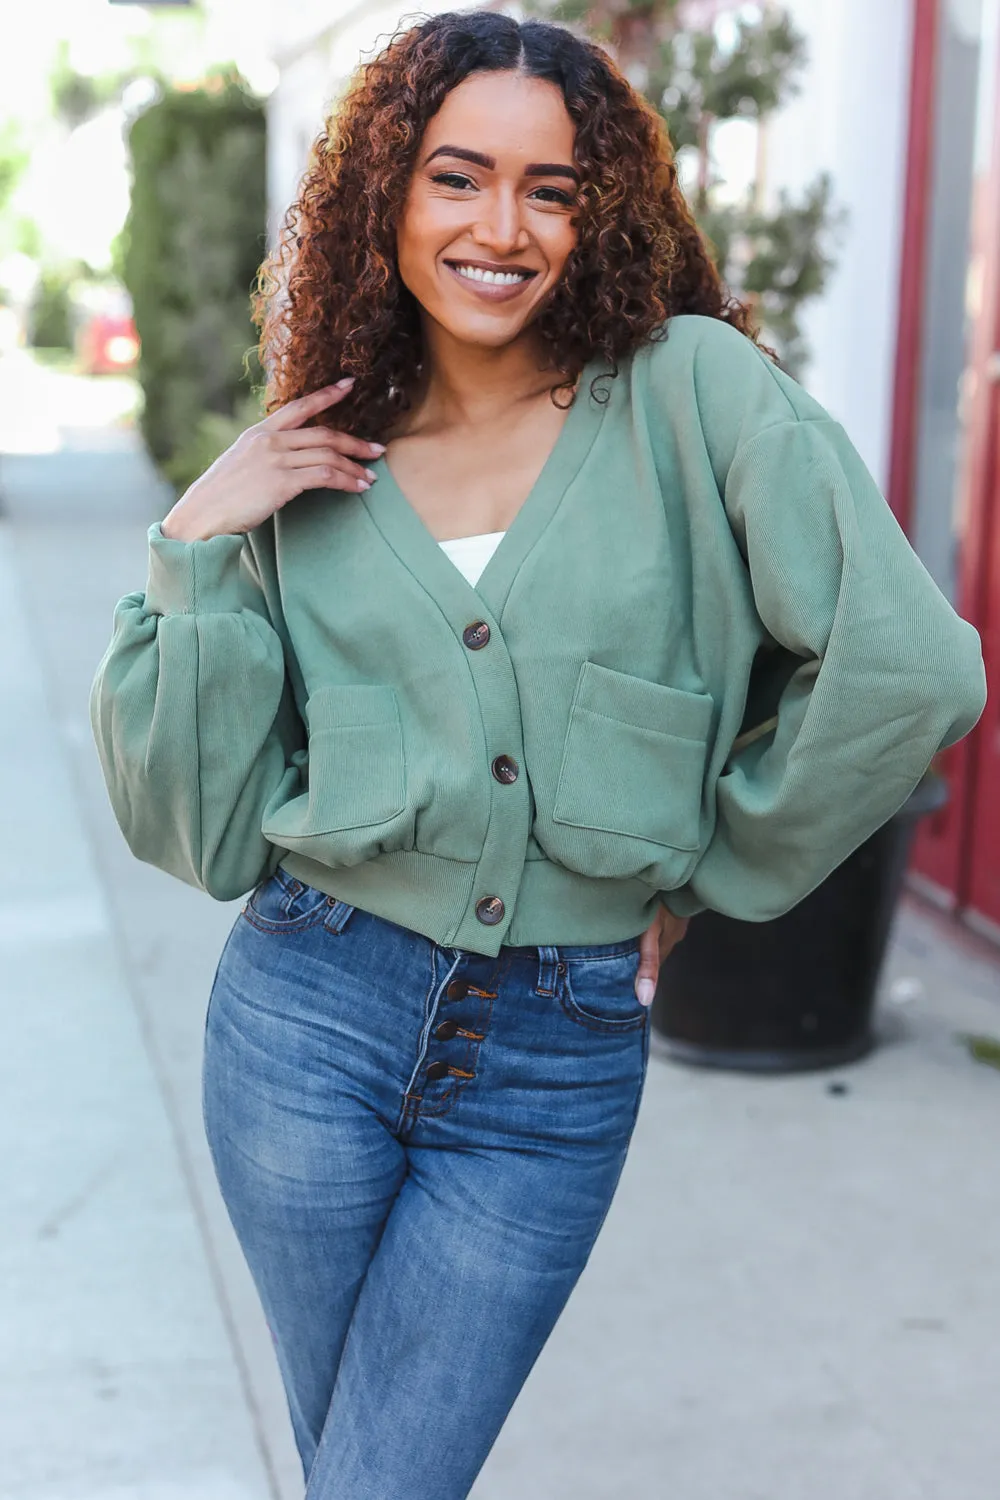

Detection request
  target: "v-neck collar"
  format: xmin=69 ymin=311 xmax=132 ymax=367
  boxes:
xmin=360 ymin=356 xmax=610 ymax=623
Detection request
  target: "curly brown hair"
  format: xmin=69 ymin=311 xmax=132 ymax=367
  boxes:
xmin=252 ymin=10 xmax=768 ymax=433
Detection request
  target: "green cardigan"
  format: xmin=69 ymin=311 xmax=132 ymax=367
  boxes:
xmin=90 ymin=315 xmax=987 ymax=956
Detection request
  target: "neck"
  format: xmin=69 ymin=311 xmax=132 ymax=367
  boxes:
xmin=408 ymin=325 xmax=568 ymax=433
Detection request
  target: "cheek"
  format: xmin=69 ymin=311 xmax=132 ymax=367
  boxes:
xmin=396 ymin=203 xmax=441 ymax=286
xmin=544 ymin=219 xmax=579 ymax=277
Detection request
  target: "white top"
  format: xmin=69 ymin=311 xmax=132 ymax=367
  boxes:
xmin=437 ymin=530 xmax=506 ymax=587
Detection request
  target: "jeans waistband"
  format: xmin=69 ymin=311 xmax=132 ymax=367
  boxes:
xmin=448 ymin=937 xmax=642 ymax=997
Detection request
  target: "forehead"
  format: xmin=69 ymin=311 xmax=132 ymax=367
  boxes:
xmin=421 ymin=72 xmax=576 ymax=160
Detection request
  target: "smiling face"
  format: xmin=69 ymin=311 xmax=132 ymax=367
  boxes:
xmin=396 ymin=70 xmax=581 ymax=354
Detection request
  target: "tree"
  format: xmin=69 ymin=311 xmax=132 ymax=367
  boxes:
xmin=524 ymin=0 xmax=842 ymax=373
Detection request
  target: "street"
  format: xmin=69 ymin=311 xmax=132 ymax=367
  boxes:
xmin=1 ymin=362 xmax=999 ymax=1500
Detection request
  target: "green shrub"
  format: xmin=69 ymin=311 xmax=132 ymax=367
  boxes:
xmin=163 ymin=390 xmax=263 ymax=496
xmin=121 ymin=72 xmax=266 ymax=488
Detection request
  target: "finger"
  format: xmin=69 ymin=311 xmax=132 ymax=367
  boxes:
xmin=283 ymin=448 xmax=376 ymax=485
xmin=635 ymin=923 xmax=661 ymax=1007
xmin=276 ymin=428 xmax=385 ymax=461
xmin=264 ymin=380 xmax=355 ymax=432
xmin=284 ymin=463 xmax=371 ymax=499
xmin=660 ymin=912 xmax=690 ymax=959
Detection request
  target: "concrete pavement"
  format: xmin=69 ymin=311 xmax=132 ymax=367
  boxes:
xmin=0 ymin=525 xmax=283 ymax=1497
xmin=1 ymin=391 xmax=999 ymax=1499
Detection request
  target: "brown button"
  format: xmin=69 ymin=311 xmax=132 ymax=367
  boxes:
xmin=491 ymin=754 xmax=519 ymax=785
xmin=462 ymin=620 xmax=491 ymax=650
xmin=425 ymin=1060 xmax=450 ymax=1081
xmin=446 ymin=980 xmax=469 ymax=1002
xmin=475 ymin=895 xmax=505 ymax=926
xmin=435 ymin=1019 xmax=459 ymax=1041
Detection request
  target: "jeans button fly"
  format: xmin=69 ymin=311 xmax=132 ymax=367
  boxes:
xmin=435 ymin=1019 xmax=459 ymax=1040
xmin=425 ymin=1060 xmax=450 ymax=1081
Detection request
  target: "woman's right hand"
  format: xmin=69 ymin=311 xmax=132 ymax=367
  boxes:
xmin=160 ymin=378 xmax=384 ymax=542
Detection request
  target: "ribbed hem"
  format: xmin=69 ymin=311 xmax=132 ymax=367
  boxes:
xmin=144 ymin=523 xmax=246 ymax=616
xmin=278 ymin=849 xmax=669 ymax=957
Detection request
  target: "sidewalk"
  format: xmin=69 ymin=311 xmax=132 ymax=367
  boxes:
xmin=0 ymin=522 xmax=282 ymax=1499
xmin=2 ymin=407 xmax=999 ymax=1499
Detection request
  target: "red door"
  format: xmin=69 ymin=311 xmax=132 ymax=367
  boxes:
xmin=960 ymin=348 xmax=1000 ymax=936
xmin=897 ymin=0 xmax=1000 ymax=937
xmin=911 ymin=127 xmax=1000 ymax=933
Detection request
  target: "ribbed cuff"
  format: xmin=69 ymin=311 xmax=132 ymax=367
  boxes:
xmin=144 ymin=523 xmax=246 ymax=616
xmin=660 ymin=887 xmax=707 ymax=919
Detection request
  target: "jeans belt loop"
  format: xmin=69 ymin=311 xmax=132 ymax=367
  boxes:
xmin=535 ymin=946 xmax=561 ymax=997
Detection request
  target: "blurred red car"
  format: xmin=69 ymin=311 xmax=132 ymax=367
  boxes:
xmin=75 ymin=287 xmax=140 ymax=375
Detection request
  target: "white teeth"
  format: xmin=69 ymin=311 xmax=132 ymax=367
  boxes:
xmin=453 ymin=264 xmax=529 ymax=286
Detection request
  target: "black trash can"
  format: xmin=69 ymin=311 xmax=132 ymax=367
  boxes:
xmin=651 ymin=771 xmax=948 ymax=1072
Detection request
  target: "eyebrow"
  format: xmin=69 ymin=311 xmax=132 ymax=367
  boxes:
xmin=424 ymin=144 xmax=581 ymax=185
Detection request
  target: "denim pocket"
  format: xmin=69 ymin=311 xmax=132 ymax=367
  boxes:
xmin=558 ymin=945 xmax=647 ymax=1034
xmin=242 ymin=867 xmax=331 ymax=934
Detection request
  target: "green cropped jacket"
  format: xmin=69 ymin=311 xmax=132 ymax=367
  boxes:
xmin=90 ymin=315 xmax=987 ymax=956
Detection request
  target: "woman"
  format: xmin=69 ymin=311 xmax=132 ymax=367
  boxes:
xmin=91 ymin=11 xmax=986 ymax=1498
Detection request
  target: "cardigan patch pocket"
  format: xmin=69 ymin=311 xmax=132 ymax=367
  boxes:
xmin=261 ymin=684 xmax=409 ymax=861
xmin=550 ymin=662 xmax=713 ymax=880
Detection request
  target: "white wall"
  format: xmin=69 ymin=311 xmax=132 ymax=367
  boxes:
xmin=266 ymin=43 xmax=340 ymax=243
xmin=763 ymin=0 xmax=914 ymax=488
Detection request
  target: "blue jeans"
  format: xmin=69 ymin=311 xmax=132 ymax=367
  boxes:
xmin=202 ymin=866 xmax=651 ymax=1499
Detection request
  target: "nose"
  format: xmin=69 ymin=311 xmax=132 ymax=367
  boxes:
xmin=470 ymin=185 xmax=530 ymax=256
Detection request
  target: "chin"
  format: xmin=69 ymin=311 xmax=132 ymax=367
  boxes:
xmin=437 ymin=309 xmax=536 ymax=346
xmin=456 ymin=324 xmax=529 ymax=348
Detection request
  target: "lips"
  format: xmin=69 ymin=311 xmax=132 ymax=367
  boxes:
xmin=443 ymin=260 xmax=539 ymax=303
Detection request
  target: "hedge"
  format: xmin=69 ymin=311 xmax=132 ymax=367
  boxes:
xmin=121 ymin=73 xmax=266 ymax=490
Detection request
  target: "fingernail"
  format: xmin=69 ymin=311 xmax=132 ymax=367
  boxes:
xmin=364 ymin=468 xmax=378 ymax=482
xmin=636 ymin=978 xmax=656 ymax=1008
xmin=357 ymin=479 xmax=371 ymax=491
xmin=369 ymin=442 xmax=386 ymax=454
xmin=334 ymin=376 xmax=355 ymax=389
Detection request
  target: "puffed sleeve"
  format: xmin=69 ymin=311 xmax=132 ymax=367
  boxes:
xmin=89 ymin=523 xmax=305 ymax=899
xmin=664 ymin=406 xmax=987 ymax=921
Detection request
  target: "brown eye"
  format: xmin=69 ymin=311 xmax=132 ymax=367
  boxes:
xmin=431 ymin=171 xmax=475 ymax=190
xmin=531 ymin=186 xmax=575 ymax=206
